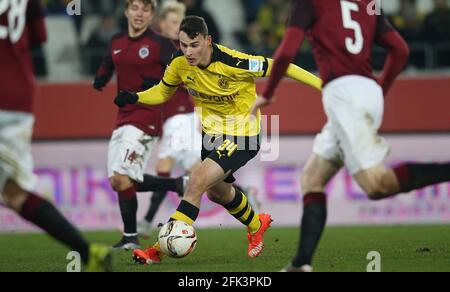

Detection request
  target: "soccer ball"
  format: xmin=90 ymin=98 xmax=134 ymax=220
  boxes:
xmin=158 ymin=221 xmax=197 ymax=258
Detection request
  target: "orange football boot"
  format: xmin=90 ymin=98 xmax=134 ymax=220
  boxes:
xmin=247 ymin=213 xmax=273 ymax=258
xmin=133 ymin=243 xmax=163 ymax=265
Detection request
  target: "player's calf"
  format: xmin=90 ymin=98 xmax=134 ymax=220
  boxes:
xmin=110 ymin=173 xmax=139 ymax=244
xmin=206 ymin=183 xmax=234 ymax=206
xmin=363 ymin=163 xmax=450 ymax=200
xmin=6 ymin=186 xmax=92 ymax=265
xmin=156 ymin=157 xmax=176 ymax=174
xmin=363 ymin=176 xmax=396 ymax=200
xmin=354 ymin=166 xmax=399 ymax=200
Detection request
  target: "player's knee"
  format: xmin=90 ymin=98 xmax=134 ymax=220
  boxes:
xmin=365 ymin=184 xmax=390 ymax=201
xmin=363 ymin=174 xmax=395 ymax=200
xmin=187 ymin=162 xmax=201 ymax=175
xmin=156 ymin=159 xmax=173 ymax=174
xmin=184 ymin=175 xmax=206 ymax=198
xmin=206 ymin=190 xmax=221 ymax=204
xmin=367 ymin=190 xmax=383 ymax=201
xmin=301 ymin=173 xmax=326 ymax=193
xmin=109 ymin=174 xmax=133 ymax=192
xmin=2 ymin=181 xmax=28 ymax=211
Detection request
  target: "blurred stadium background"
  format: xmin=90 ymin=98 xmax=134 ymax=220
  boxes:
xmin=1 ymin=0 xmax=450 ymax=239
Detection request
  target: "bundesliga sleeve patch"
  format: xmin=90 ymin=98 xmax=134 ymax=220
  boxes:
xmin=249 ymin=59 xmax=264 ymax=72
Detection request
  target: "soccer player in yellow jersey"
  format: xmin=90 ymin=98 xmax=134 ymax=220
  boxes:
xmin=114 ymin=16 xmax=322 ymax=265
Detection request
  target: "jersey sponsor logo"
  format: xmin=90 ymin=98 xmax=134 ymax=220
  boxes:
xmin=139 ymin=47 xmax=150 ymax=59
xmin=218 ymin=75 xmax=230 ymax=90
xmin=249 ymin=59 xmax=263 ymax=72
xmin=187 ymin=88 xmax=239 ymax=103
xmin=113 ymin=49 xmax=122 ymax=55
xmin=187 ymin=88 xmax=199 ymax=97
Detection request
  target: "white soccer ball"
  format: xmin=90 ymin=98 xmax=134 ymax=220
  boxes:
xmin=158 ymin=220 xmax=197 ymax=258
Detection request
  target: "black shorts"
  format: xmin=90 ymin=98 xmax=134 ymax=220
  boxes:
xmin=201 ymin=132 xmax=261 ymax=183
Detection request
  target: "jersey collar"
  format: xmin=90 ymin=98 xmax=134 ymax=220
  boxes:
xmin=198 ymin=43 xmax=220 ymax=70
xmin=128 ymin=28 xmax=152 ymax=41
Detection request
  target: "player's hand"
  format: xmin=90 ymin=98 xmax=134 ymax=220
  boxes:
xmin=114 ymin=91 xmax=139 ymax=108
xmin=250 ymin=95 xmax=273 ymax=117
xmin=93 ymin=75 xmax=108 ymax=91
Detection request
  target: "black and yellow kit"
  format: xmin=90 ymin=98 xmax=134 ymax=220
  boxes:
xmin=136 ymin=43 xmax=322 ymax=180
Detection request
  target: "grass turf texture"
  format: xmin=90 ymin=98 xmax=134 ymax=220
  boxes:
xmin=0 ymin=225 xmax=449 ymax=272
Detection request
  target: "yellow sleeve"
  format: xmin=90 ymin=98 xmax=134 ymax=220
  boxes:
xmin=235 ymin=55 xmax=268 ymax=79
xmin=216 ymin=45 xmax=268 ymax=79
xmin=136 ymin=55 xmax=183 ymax=105
xmin=267 ymin=59 xmax=322 ymax=91
xmin=137 ymin=81 xmax=178 ymax=105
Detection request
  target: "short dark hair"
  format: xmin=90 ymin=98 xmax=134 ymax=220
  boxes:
xmin=126 ymin=0 xmax=157 ymax=11
xmin=180 ymin=16 xmax=209 ymax=39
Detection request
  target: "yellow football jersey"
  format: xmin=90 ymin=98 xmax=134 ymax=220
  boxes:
xmin=162 ymin=44 xmax=267 ymax=137
xmin=136 ymin=43 xmax=322 ymax=137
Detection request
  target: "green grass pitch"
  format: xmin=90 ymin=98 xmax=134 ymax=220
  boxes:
xmin=1 ymin=225 xmax=449 ymax=272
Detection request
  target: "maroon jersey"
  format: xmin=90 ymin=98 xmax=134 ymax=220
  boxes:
xmin=289 ymin=0 xmax=393 ymax=85
xmin=96 ymin=29 xmax=182 ymax=136
xmin=0 ymin=0 xmax=46 ymax=113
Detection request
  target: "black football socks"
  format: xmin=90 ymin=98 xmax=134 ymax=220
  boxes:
xmin=19 ymin=193 xmax=90 ymax=263
xmin=393 ymin=163 xmax=450 ymax=194
xmin=292 ymin=192 xmax=327 ymax=268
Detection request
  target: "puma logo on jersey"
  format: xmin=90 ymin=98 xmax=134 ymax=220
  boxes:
xmin=113 ymin=49 xmax=122 ymax=55
xmin=187 ymin=76 xmax=196 ymax=83
xmin=236 ymin=60 xmax=244 ymax=67
xmin=216 ymin=151 xmax=225 ymax=159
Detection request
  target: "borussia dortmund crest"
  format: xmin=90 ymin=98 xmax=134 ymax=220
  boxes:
xmin=218 ymin=75 xmax=230 ymax=90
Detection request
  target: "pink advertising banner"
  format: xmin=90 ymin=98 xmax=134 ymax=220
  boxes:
xmin=1 ymin=135 xmax=449 ymax=231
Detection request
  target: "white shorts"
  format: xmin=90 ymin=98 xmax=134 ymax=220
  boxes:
xmin=158 ymin=113 xmax=202 ymax=171
xmin=0 ymin=110 xmax=37 ymax=196
xmin=313 ymin=75 xmax=390 ymax=175
xmin=107 ymin=125 xmax=158 ymax=182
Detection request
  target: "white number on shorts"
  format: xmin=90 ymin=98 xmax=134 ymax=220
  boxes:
xmin=0 ymin=0 xmax=29 ymax=44
xmin=340 ymin=0 xmax=364 ymax=55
